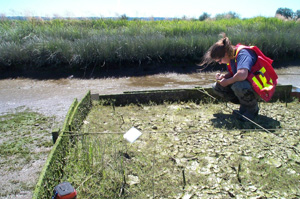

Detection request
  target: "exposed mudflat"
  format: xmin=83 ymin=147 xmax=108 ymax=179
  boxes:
xmin=64 ymin=100 xmax=300 ymax=198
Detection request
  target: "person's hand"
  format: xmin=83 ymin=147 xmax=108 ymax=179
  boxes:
xmin=218 ymin=78 xmax=230 ymax=87
xmin=215 ymin=73 xmax=225 ymax=81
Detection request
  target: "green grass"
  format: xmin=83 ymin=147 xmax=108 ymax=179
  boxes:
xmin=0 ymin=110 xmax=52 ymax=159
xmin=0 ymin=17 xmax=299 ymax=72
xmin=62 ymin=100 xmax=300 ymax=198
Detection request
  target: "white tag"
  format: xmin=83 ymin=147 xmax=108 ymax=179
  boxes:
xmin=124 ymin=127 xmax=142 ymax=143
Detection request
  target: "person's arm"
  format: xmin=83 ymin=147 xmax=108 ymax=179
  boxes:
xmin=218 ymin=68 xmax=248 ymax=87
xmin=218 ymin=49 xmax=256 ymax=87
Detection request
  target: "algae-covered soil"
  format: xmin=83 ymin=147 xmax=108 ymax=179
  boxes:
xmin=63 ymin=100 xmax=300 ymax=198
xmin=0 ymin=108 xmax=53 ymax=199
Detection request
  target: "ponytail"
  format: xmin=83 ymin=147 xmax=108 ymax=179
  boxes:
xmin=222 ymin=37 xmax=227 ymax=46
xmin=222 ymin=36 xmax=235 ymax=59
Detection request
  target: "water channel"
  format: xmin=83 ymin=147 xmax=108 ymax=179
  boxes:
xmin=0 ymin=67 xmax=299 ymax=123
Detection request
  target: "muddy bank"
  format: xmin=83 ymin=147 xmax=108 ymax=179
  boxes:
xmin=0 ymin=72 xmax=214 ymax=123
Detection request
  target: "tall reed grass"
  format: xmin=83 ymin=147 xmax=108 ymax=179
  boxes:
xmin=0 ymin=17 xmax=299 ymax=71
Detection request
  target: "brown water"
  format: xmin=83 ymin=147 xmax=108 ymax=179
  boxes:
xmin=0 ymin=67 xmax=299 ymax=122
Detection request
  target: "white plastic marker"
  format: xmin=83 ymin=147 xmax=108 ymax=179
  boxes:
xmin=123 ymin=127 xmax=142 ymax=143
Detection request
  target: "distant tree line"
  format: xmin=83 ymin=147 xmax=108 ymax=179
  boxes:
xmin=198 ymin=8 xmax=300 ymax=21
xmin=275 ymin=8 xmax=300 ymax=20
xmin=115 ymin=7 xmax=299 ymax=22
xmin=199 ymin=12 xmax=240 ymax=21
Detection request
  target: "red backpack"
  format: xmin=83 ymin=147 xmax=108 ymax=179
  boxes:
xmin=227 ymin=44 xmax=278 ymax=101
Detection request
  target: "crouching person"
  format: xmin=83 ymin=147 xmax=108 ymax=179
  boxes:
xmin=201 ymin=33 xmax=278 ymax=121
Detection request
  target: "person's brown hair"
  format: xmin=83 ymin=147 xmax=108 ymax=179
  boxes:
xmin=199 ymin=33 xmax=235 ymax=66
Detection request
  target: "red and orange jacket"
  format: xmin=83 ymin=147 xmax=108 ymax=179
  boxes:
xmin=227 ymin=44 xmax=278 ymax=102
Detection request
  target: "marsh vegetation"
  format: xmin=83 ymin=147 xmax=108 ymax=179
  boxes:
xmin=1 ymin=17 xmax=299 ymax=73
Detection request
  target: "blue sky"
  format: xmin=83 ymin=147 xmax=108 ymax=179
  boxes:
xmin=0 ymin=0 xmax=299 ymax=19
